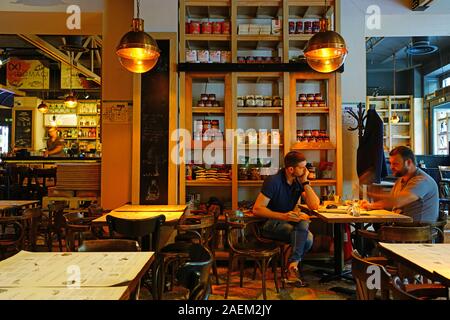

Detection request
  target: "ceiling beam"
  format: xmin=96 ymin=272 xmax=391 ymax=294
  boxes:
xmin=411 ymin=0 xmax=434 ymax=11
xmin=17 ymin=34 xmax=101 ymax=85
xmin=74 ymin=36 xmax=93 ymax=63
xmin=366 ymin=37 xmax=384 ymax=53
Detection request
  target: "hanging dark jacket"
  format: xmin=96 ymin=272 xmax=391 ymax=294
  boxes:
xmin=357 ymin=109 xmax=387 ymax=184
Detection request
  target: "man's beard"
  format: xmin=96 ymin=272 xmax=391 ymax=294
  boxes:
xmin=393 ymin=166 xmax=408 ymax=177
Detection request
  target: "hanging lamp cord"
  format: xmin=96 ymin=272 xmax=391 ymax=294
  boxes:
xmin=137 ymin=0 xmax=140 ymax=19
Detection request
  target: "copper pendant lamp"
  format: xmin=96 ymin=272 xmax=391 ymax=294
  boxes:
xmin=116 ymin=0 xmax=160 ymax=73
xmin=38 ymin=65 xmax=49 ymax=113
xmin=304 ymin=6 xmax=348 ymax=73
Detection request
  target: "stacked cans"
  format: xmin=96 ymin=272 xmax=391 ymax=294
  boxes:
xmin=186 ymin=20 xmax=231 ymax=35
xmin=288 ymin=20 xmax=321 ymax=34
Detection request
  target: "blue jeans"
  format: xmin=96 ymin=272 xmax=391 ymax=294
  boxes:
xmin=262 ymin=219 xmax=313 ymax=264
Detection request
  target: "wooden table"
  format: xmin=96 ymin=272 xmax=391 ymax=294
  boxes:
xmin=0 ymin=250 xmax=154 ymax=300
xmin=378 ymin=243 xmax=450 ymax=287
xmin=314 ymin=206 xmax=412 ymax=283
xmin=91 ymin=204 xmax=187 ymax=226
xmin=0 ymin=200 xmax=40 ymax=215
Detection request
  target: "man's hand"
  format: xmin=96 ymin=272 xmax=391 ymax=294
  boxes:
xmin=285 ymin=211 xmax=310 ymax=222
xmin=299 ymin=167 xmax=310 ymax=183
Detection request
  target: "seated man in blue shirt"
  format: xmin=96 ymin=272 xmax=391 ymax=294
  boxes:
xmin=253 ymin=151 xmax=320 ymax=287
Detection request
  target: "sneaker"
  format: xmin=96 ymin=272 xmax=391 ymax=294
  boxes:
xmin=284 ymin=266 xmax=309 ymax=287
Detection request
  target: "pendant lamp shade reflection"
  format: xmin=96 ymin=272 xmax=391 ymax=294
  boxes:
xmin=304 ymin=18 xmax=348 ymax=73
xmin=116 ymin=15 xmax=160 ymax=73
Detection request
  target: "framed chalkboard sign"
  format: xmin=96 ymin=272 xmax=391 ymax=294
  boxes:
xmin=139 ymin=39 xmax=171 ymax=204
xmin=14 ymin=109 xmax=33 ymax=149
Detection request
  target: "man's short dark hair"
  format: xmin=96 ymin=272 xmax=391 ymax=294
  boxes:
xmin=284 ymin=151 xmax=306 ymax=168
xmin=389 ymin=146 xmax=416 ymax=165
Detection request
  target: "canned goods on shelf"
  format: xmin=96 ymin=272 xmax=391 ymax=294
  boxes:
xmin=296 ymin=21 xmax=303 ymax=34
xmin=212 ymin=22 xmax=222 ymax=34
xmin=201 ymin=22 xmax=212 ymax=34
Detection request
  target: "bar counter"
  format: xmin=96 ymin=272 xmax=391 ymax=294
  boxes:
xmin=1 ymin=156 xmax=101 ymax=165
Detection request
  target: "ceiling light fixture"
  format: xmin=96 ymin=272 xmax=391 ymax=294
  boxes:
xmin=304 ymin=1 xmax=348 ymax=73
xmin=38 ymin=64 xmax=49 ymax=113
xmin=64 ymin=51 xmax=77 ymax=109
xmin=116 ymin=0 xmax=160 ymax=73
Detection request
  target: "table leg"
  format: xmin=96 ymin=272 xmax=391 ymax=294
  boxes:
xmin=318 ymin=223 xmax=353 ymax=286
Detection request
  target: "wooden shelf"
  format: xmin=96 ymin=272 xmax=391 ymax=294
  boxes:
xmin=186 ymin=180 xmax=232 ymax=186
xmin=310 ymin=179 xmax=336 ymax=187
xmin=392 ymin=136 xmax=411 ymax=139
xmin=239 ymin=180 xmax=263 ymax=187
xmin=392 ymin=109 xmax=410 ymax=112
xmin=237 ymin=35 xmax=282 ymax=42
xmin=376 ymin=109 xmax=389 ymax=112
xmin=192 ymin=107 xmax=225 ymax=113
xmin=291 ymin=142 xmax=335 ymax=150
xmin=185 ymin=34 xmax=231 ymax=41
xmin=237 ymin=0 xmax=282 ymax=7
xmin=237 ymin=107 xmax=283 ymax=114
xmin=296 ymin=108 xmax=329 ymax=114
xmin=238 ymin=144 xmax=283 ymax=149
xmin=78 ymin=113 xmax=99 ymax=116
xmin=391 ymin=122 xmax=410 ymax=126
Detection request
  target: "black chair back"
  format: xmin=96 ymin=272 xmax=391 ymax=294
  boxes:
xmin=106 ymin=214 xmax=166 ymax=251
xmin=176 ymin=243 xmax=213 ymax=300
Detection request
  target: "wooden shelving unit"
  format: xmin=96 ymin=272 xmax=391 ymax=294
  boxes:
xmin=366 ymin=95 xmax=414 ymax=152
xmin=179 ymin=0 xmax=340 ymax=209
xmin=43 ymin=100 xmax=101 ymax=152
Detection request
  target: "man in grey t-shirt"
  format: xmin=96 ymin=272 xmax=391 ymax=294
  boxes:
xmin=361 ymin=146 xmax=439 ymax=223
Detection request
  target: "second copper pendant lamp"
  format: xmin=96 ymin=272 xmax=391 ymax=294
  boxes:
xmin=304 ymin=1 xmax=348 ymax=73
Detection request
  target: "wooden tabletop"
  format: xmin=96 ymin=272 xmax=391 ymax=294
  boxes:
xmin=315 ymin=206 xmax=412 ymax=223
xmin=0 ymin=250 xmax=154 ymax=300
xmin=379 ymin=243 xmax=450 ymax=285
xmin=91 ymin=204 xmax=187 ymax=226
xmin=114 ymin=204 xmax=187 ymax=212
xmin=0 ymin=200 xmax=40 ymax=211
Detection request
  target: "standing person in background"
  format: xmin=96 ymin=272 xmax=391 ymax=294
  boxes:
xmin=253 ymin=151 xmax=320 ymax=287
xmin=44 ymin=127 xmax=65 ymax=157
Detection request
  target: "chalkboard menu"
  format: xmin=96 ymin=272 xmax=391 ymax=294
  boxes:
xmin=14 ymin=109 xmax=32 ymax=148
xmin=140 ymin=40 xmax=170 ymax=204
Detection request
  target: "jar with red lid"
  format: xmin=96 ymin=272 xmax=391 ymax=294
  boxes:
xmin=304 ymin=130 xmax=312 ymax=137
xmin=304 ymin=21 xmax=312 ymax=34
xmin=296 ymin=101 xmax=303 ymax=108
xmin=315 ymin=93 xmax=323 ymax=101
xmin=202 ymin=120 xmax=211 ymax=132
xmin=208 ymin=94 xmax=216 ymax=101
xmin=212 ymin=22 xmax=222 ymax=34
xmin=205 ymin=100 xmax=213 ymax=107
xmin=307 ymin=93 xmax=315 ymax=101
xmin=289 ymin=21 xmax=296 ymax=34
xmin=222 ymin=21 xmax=231 ymax=34
xmin=213 ymin=101 xmax=220 ymax=107
xmin=197 ymin=100 xmax=205 ymax=107
xmin=190 ymin=21 xmax=201 ymax=34
xmin=319 ymin=130 xmax=327 ymax=137
xmin=299 ymin=93 xmax=307 ymax=102
xmin=311 ymin=102 xmax=319 ymax=108
xmin=247 ymin=56 xmax=255 ymax=63
xmin=296 ymin=21 xmax=304 ymax=34
xmin=311 ymin=129 xmax=320 ymax=137
xmin=323 ymin=135 xmax=330 ymax=143
xmin=319 ymin=101 xmax=327 ymax=108
xmin=211 ymin=120 xmax=219 ymax=129
xmin=201 ymin=22 xmax=212 ymax=34
xmin=201 ymin=94 xmax=209 ymax=101
xmin=303 ymin=102 xmax=311 ymax=108
xmin=313 ymin=21 xmax=321 ymax=33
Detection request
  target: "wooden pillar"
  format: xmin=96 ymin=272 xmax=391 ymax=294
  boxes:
xmin=101 ymin=0 xmax=134 ymax=209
